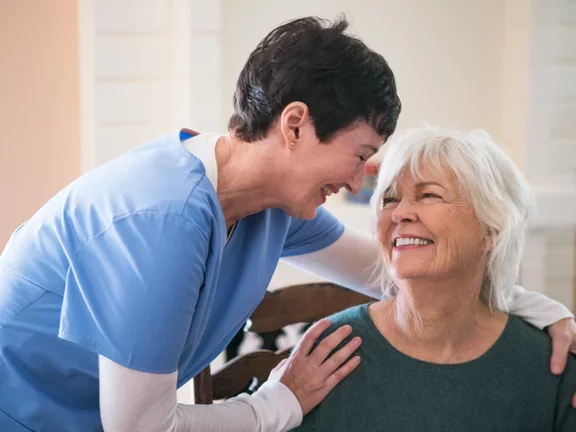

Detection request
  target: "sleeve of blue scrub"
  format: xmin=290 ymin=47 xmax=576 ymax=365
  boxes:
xmin=59 ymin=211 xmax=208 ymax=373
xmin=281 ymin=207 xmax=344 ymax=258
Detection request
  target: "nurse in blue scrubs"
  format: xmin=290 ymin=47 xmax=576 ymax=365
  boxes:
xmin=1 ymin=17 xmax=575 ymax=432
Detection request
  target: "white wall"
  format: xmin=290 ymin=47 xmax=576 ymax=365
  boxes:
xmin=88 ymin=0 xmax=174 ymax=165
xmin=82 ymin=0 xmax=223 ymax=167
xmin=221 ymin=0 xmax=505 ymax=135
xmin=527 ymin=0 xmax=576 ymax=189
xmin=521 ymin=0 xmax=576 ymax=309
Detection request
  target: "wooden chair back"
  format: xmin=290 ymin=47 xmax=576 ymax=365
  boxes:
xmin=194 ymin=282 xmax=371 ymax=404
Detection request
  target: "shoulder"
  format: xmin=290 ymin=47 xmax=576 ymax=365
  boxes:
xmin=496 ymin=315 xmax=558 ymax=375
xmin=74 ymin=130 xmax=211 ymax=207
xmin=319 ymin=304 xmax=373 ymax=341
xmin=63 ymin=133 xmax=221 ymax=247
xmin=327 ymin=304 xmax=369 ymax=327
xmin=506 ymin=314 xmax=553 ymax=354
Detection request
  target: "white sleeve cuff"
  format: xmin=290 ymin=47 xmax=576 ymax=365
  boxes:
xmin=236 ymin=380 xmax=303 ymax=432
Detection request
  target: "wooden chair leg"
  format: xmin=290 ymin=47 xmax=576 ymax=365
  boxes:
xmin=193 ymin=365 xmax=214 ymax=404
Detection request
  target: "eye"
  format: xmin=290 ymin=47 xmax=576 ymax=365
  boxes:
xmin=358 ymin=155 xmax=368 ymax=162
xmin=382 ymin=197 xmax=399 ymax=208
xmin=421 ymin=193 xmax=440 ymax=200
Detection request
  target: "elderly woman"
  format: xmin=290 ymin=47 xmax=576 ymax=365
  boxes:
xmin=297 ymin=126 xmax=576 ymax=431
xmin=1 ymin=16 xmax=575 ymax=432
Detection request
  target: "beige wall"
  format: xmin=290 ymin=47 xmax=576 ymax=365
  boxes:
xmin=221 ymin=0 xmax=505 ymax=137
xmin=498 ymin=0 xmax=531 ymax=171
xmin=0 ymin=0 xmax=81 ymax=248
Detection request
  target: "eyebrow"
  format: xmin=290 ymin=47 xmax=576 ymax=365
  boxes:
xmin=415 ymin=181 xmax=447 ymax=190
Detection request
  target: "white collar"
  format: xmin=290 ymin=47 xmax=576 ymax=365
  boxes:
xmin=182 ymin=133 xmax=221 ymax=191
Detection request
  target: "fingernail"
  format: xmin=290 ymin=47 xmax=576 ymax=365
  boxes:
xmin=354 ymin=337 xmax=362 ymax=344
xmin=551 ymin=363 xmax=562 ymax=375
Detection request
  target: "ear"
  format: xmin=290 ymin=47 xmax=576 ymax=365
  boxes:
xmin=280 ymin=102 xmax=310 ymax=147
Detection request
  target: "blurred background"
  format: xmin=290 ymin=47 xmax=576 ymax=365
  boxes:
xmin=1 ymin=0 xmax=575 ymax=399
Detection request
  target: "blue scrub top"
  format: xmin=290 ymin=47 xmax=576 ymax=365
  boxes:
xmin=0 ymin=130 xmax=344 ymax=431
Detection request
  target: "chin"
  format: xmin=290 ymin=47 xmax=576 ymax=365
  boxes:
xmin=281 ymin=196 xmax=320 ymax=219
xmin=391 ymin=266 xmax=427 ymax=281
xmin=297 ymin=208 xmax=318 ymax=220
xmin=284 ymin=204 xmax=317 ymax=220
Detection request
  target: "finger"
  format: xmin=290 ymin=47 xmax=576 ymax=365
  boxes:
xmin=293 ymin=319 xmax=333 ymax=357
xmin=570 ymin=323 xmax=576 ymax=355
xmin=550 ymin=333 xmax=570 ymax=375
xmin=309 ymin=324 xmax=353 ymax=364
xmin=323 ymin=356 xmax=361 ymax=391
xmin=572 ymin=392 xmax=576 ymax=409
xmin=320 ymin=336 xmax=363 ymax=376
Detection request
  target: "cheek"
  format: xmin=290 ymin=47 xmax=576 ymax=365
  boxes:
xmin=376 ymin=212 xmax=389 ymax=239
xmin=327 ymin=157 xmax=362 ymax=183
xmin=433 ymin=206 xmax=485 ymax=263
xmin=377 ymin=213 xmax=394 ymax=253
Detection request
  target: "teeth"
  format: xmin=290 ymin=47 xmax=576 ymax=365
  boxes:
xmin=395 ymin=237 xmax=432 ymax=247
xmin=322 ymin=186 xmax=333 ymax=196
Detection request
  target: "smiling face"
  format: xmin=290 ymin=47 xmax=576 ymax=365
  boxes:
xmin=377 ymin=162 xmax=489 ymax=283
xmin=276 ymin=103 xmax=384 ymax=219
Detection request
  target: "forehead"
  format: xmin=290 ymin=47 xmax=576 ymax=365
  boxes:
xmin=391 ymin=162 xmax=457 ymax=190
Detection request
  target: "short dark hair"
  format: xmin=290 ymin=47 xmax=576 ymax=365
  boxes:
xmin=228 ymin=16 xmax=401 ymax=142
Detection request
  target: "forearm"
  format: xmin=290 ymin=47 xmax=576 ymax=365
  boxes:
xmin=507 ymin=285 xmax=574 ymax=329
xmin=173 ymin=382 xmax=301 ymax=432
xmin=99 ymin=356 xmax=302 ymax=432
xmin=282 ymin=225 xmax=383 ymax=298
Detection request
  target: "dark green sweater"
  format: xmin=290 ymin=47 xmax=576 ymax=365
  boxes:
xmin=295 ymin=304 xmax=576 ymax=431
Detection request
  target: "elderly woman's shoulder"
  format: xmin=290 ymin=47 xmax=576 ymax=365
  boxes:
xmin=314 ymin=302 xmax=375 ymax=345
xmin=506 ymin=315 xmax=575 ymax=370
xmin=508 ymin=314 xmax=554 ymax=347
xmin=325 ymin=303 xmax=372 ymax=330
xmin=313 ymin=302 xmax=373 ymax=350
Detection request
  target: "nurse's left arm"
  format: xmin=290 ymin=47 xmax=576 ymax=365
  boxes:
xmin=282 ymin=224 xmax=382 ymax=298
xmin=284 ymin=223 xmax=576 ymax=406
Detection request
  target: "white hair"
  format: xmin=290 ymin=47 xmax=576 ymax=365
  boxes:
xmin=370 ymin=125 xmax=535 ymax=311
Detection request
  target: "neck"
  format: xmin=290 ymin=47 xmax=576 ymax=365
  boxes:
xmin=393 ymin=281 xmax=487 ymax=347
xmin=370 ymin=266 xmax=509 ymax=364
xmin=375 ymin=271 xmax=497 ymax=354
xmin=215 ymin=135 xmax=281 ymax=228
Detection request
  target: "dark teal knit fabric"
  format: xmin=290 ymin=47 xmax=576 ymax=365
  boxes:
xmin=295 ymin=304 xmax=576 ymax=431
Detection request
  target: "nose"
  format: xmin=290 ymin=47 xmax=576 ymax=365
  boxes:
xmin=345 ymin=166 xmax=365 ymax=195
xmin=391 ymin=198 xmax=418 ymax=224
